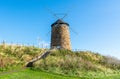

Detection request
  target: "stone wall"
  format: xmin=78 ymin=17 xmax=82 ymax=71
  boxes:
xmin=51 ymin=24 xmax=71 ymax=50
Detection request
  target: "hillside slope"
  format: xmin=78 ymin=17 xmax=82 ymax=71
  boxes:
xmin=0 ymin=44 xmax=120 ymax=78
xmin=34 ymin=50 xmax=120 ymax=77
xmin=0 ymin=44 xmax=43 ymax=71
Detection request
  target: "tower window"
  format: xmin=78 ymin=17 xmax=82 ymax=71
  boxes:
xmin=56 ymin=46 xmax=61 ymax=49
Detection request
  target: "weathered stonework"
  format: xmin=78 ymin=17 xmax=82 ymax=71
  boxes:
xmin=50 ymin=19 xmax=71 ymax=50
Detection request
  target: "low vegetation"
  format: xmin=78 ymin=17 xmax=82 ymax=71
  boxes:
xmin=0 ymin=44 xmax=43 ymax=71
xmin=0 ymin=68 xmax=120 ymax=79
xmin=0 ymin=44 xmax=120 ymax=79
xmin=34 ymin=50 xmax=120 ymax=77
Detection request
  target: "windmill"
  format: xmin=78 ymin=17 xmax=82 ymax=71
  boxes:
xmin=26 ymin=8 xmax=77 ymax=67
xmin=46 ymin=8 xmax=78 ymax=50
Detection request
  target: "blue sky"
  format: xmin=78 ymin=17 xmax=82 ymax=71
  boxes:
xmin=0 ymin=0 xmax=120 ymax=59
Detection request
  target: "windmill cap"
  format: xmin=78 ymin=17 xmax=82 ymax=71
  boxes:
xmin=51 ymin=19 xmax=69 ymax=27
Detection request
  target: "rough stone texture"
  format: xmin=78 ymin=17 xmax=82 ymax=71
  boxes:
xmin=50 ymin=19 xmax=71 ymax=50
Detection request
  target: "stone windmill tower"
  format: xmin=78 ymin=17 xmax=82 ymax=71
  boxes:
xmin=50 ymin=19 xmax=71 ymax=50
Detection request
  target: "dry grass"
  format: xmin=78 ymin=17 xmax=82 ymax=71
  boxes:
xmin=0 ymin=44 xmax=120 ymax=77
xmin=0 ymin=44 xmax=43 ymax=71
xmin=34 ymin=50 xmax=120 ymax=77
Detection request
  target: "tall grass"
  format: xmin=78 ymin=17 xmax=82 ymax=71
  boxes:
xmin=0 ymin=44 xmax=120 ymax=78
xmin=34 ymin=50 xmax=120 ymax=77
xmin=0 ymin=44 xmax=43 ymax=71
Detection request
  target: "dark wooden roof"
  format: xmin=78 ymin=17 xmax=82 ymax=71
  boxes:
xmin=51 ymin=19 xmax=69 ymax=27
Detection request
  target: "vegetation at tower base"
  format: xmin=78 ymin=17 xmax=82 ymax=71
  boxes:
xmin=0 ymin=44 xmax=120 ymax=78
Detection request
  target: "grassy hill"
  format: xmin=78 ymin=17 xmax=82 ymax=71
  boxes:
xmin=0 ymin=44 xmax=120 ymax=79
xmin=0 ymin=44 xmax=43 ymax=71
xmin=34 ymin=50 xmax=120 ymax=77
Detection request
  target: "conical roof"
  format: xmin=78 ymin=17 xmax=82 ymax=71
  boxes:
xmin=51 ymin=19 xmax=69 ymax=27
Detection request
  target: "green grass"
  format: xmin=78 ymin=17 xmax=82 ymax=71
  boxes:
xmin=0 ymin=44 xmax=120 ymax=78
xmin=0 ymin=69 xmax=83 ymax=79
xmin=33 ymin=50 xmax=120 ymax=77
xmin=0 ymin=69 xmax=120 ymax=79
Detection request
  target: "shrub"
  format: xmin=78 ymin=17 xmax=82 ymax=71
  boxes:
xmin=100 ymin=55 xmax=120 ymax=69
